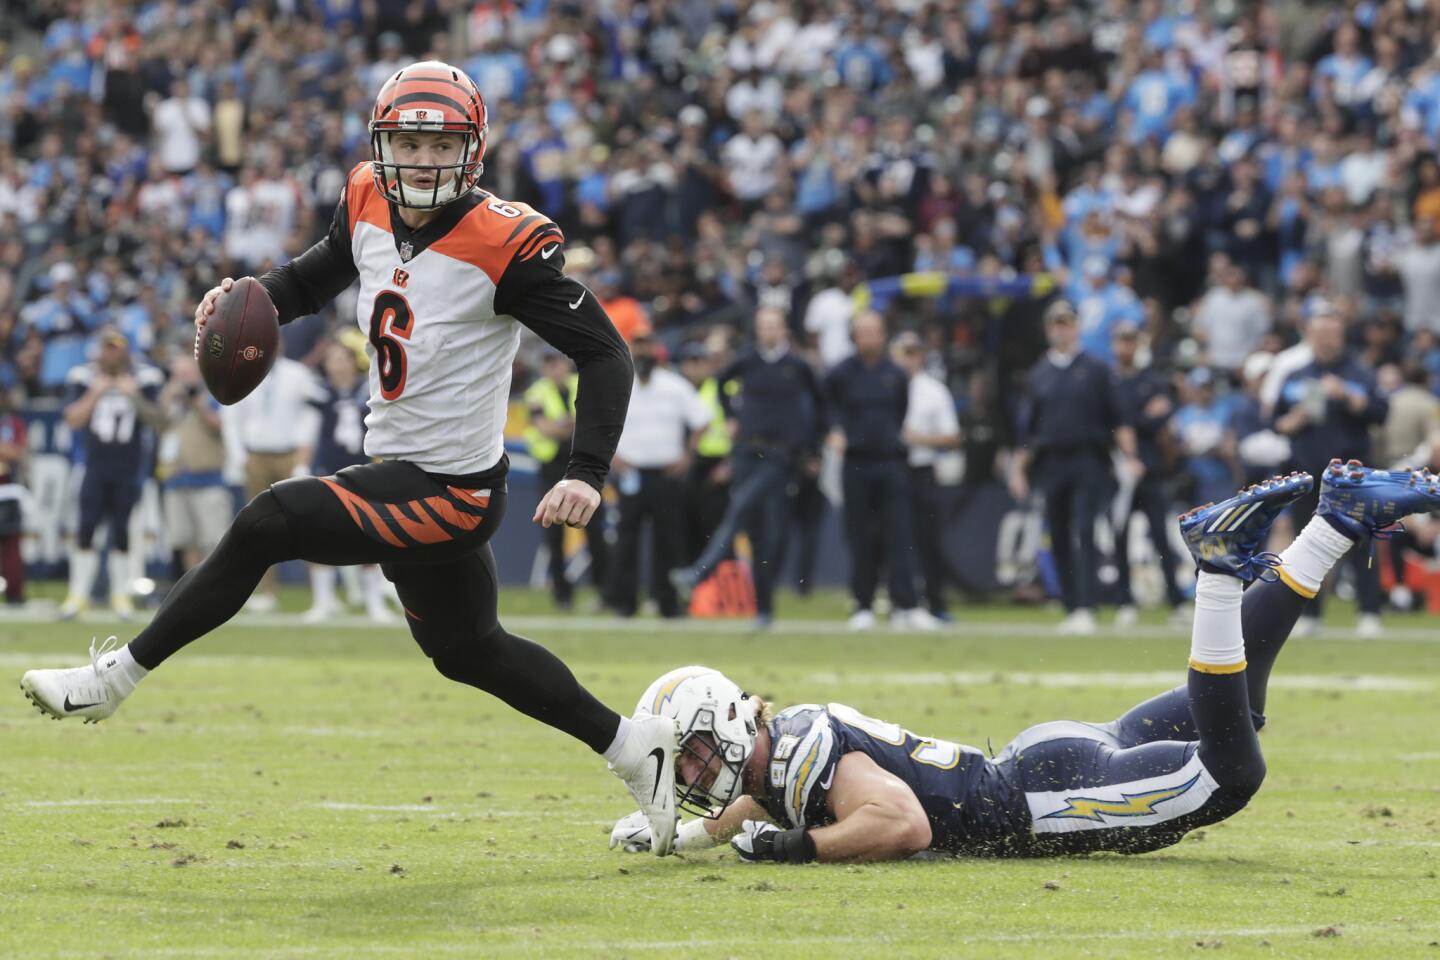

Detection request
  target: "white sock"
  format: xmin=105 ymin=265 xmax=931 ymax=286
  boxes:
xmin=69 ymin=548 xmax=98 ymax=600
xmin=309 ymin=565 xmax=336 ymax=609
xmin=363 ymin=566 xmax=390 ymax=612
xmin=339 ymin=564 xmax=364 ymax=607
xmin=602 ymin=715 xmax=634 ymax=764
xmin=101 ymin=643 xmax=149 ymax=696
xmin=107 ymin=551 xmax=131 ymax=598
xmin=1277 ymin=516 xmax=1355 ymax=597
xmin=1191 ymin=571 xmax=1245 ymax=670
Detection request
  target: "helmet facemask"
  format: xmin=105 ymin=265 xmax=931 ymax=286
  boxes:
xmin=675 ymin=699 xmax=758 ymax=819
xmin=371 ymin=118 xmax=487 ymax=210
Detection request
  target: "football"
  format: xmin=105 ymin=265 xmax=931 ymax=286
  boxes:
xmin=197 ymin=276 xmax=280 ymax=405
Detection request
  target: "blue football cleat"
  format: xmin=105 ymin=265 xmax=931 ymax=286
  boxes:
xmin=1316 ymin=458 xmax=1440 ymax=541
xmin=1180 ymin=472 xmax=1314 ymax=582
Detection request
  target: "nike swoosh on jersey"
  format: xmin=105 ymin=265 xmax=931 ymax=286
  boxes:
xmin=569 ymin=291 xmax=586 ymax=309
xmin=817 ymin=768 xmax=835 ymax=791
xmin=540 ymin=244 xmax=559 ymax=260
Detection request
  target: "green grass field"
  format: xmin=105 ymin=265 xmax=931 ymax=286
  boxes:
xmin=2 ymin=590 xmax=1437 ymax=959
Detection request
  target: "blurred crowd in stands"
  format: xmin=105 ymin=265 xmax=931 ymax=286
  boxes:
xmin=3 ymin=0 xmax=1440 ymax=631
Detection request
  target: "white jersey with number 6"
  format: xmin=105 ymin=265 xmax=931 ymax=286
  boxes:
xmin=342 ymin=161 xmax=565 ymax=475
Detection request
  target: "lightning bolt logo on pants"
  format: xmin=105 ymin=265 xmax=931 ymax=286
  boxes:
xmin=1039 ymin=771 xmax=1201 ymax=822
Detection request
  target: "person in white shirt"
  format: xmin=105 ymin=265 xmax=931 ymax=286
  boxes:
xmin=722 ymin=111 xmax=785 ymax=208
xmin=1192 ymin=261 xmax=1272 ymax=373
xmin=220 ymin=356 xmax=320 ymax=612
xmin=893 ymin=333 xmax=962 ymax=620
xmin=150 ymin=77 xmax=210 ymax=175
xmin=611 ymin=334 xmax=711 ymax=618
xmin=804 ymin=261 xmax=861 ymax=370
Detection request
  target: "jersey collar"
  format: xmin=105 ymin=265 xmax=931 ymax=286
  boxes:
xmin=387 ymin=190 xmax=481 ymax=262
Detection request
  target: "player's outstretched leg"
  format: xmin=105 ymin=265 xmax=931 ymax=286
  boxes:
xmin=19 ymin=488 xmax=294 ymax=721
xmin=1107 ymin=463 xmax=1440 ymax=744
xmin=1178 ymin=472 xmax=1313 ymax=800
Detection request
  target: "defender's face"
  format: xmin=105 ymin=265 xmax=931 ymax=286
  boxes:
xmin=676 ymin=730 xmax=724 ymax=796
xmin=390 ymin=131 xmax=463 ymax=190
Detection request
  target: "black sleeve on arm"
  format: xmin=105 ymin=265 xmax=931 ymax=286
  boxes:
xmin=496 ymin=247 xmax=632 ymax=492
xmin=257 ymin=195 xmax=359 ymax=325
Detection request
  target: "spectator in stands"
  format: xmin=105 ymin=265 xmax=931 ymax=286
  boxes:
xmin=1397 ymin=216 xmax=1440 ymax=335
xmin=1173 ymin=367 xmax=1239 ymax=506
xmin=1273 ymin=310 xmax=1389 ymax=637
xmin=827 ymin=311 xmax=937 ymax=632
xmin=525 ymin=347 xmax=610 ymax=612
xmin=1010 ymin=301 xmax=1141 ymax=636
xmin=150 ymin=76 xmax=209 ymax=176
xmin=1380 ymin=362 xmax=1440 ymax=466
xmin=610 ymin=333 xmax=708 ymax=621
xmin=158 ymin=354 xmax=227 ymax=577
xmin=22 ymin=263 xmax=98 ymax=397
xmin=1192 ymin=261 xmax=1273 ymax=374
xmin=804 ymin=260 xmax=861 ymax=372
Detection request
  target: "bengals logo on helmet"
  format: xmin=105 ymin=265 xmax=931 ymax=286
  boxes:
xmin=369 ymin=61 xmax=489 ymax=210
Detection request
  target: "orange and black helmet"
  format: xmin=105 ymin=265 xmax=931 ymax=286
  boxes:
xmin=369 ymin=61 xmax=488 ymax=209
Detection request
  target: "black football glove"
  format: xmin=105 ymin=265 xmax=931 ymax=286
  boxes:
xmin=729 ymin=820 xmax=816 ymax=863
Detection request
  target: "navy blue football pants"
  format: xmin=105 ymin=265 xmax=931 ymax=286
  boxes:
xmin=998 ymin=577 xmax=1306 ymax=854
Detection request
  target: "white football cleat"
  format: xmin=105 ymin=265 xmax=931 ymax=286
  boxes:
xmin=1115 ymin=605 xmax=1138 ymax=628
xmin=1057 ymin=609 xmax=1098 ymax=635
xmin=848 ymin=609 xmax=877 ymax=632
xmin=19 ymin=636 xmax=139 ymax=724
xmin=1356 ymin=613 xmax=1383 ymax=639
xmin=891 ymin=608 xmax=941 ymax=631
xmin=609 ymin=713 xmax=679 ymax=856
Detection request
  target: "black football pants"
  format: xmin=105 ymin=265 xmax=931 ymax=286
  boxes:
xmin=127 ymin=460 xmax=620 ymax=752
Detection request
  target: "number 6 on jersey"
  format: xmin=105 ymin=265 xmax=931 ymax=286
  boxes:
xmin=370 ymin=291 xmax=414 ymax=400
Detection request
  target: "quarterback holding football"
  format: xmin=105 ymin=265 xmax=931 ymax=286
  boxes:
xmin=613 ymin=462 xmax=1440 ymax=863
xmin=21 ymin=61 xmax=682 ymax=853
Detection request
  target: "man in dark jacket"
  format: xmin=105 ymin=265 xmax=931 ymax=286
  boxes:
xmin=1273 ymin=310 xmax=1389 ymax=636
xmin=1110 ymin=324 xmax=1185 ymax=625
xmin=826 ymin=311 xmax=940 ymax=631
xmin=1009 ymin=301 xmax=1142 ymax=635
xmin=670 ymin=307 xmax=825 ymax=627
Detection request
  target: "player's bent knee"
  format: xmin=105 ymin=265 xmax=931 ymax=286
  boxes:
xmin=226 ymin=489 xmax=295 ymax=565
xmin=1218 ymin=754 xmax=1267 ymax=800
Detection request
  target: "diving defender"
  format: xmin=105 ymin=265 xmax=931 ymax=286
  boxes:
xmin=612 ymin=460 xmax=1440 ymax=862
xmin=20 ymin=61 xmax=681 ymax=854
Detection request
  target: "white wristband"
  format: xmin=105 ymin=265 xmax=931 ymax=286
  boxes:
xmin=675 ymin=818 xmax=716 ymax=851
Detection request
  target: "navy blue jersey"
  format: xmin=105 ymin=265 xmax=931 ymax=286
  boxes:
xmin=308 ymin=377 xmax=369 ymax=474
xmin=65 ymin=363 xmax=164 ymax=480
xmin=756 ymin=703 xmax=1030 ymax=856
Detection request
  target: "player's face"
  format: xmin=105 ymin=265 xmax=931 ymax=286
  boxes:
xmin=389 ymin=131 xmax=464 ymax=189
xmin=676 ymin=730 xmax=724 ymax=796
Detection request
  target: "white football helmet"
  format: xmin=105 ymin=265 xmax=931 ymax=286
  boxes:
xmin=637 ymin=666 xmax=760 ymax=817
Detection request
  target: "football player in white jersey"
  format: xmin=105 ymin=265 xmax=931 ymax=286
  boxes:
xmin=20 ymin=62 xmax=681 ymax=856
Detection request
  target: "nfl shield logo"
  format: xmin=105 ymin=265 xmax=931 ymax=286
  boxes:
xmin=399 ymin=241 xmax=414 ymax=262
